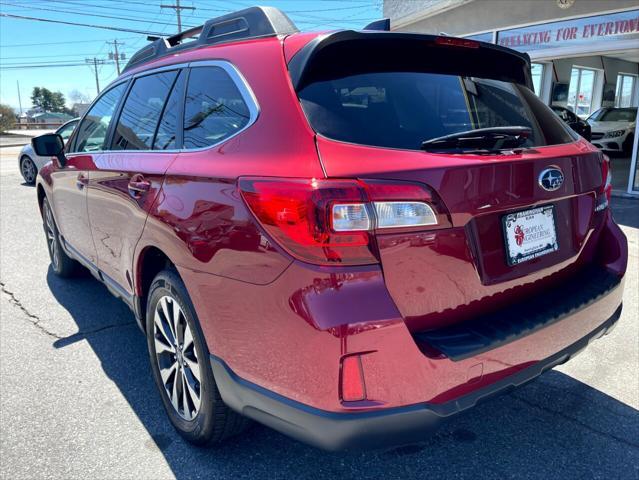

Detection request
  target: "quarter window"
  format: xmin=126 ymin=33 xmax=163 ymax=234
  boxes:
xmin=73 ymin=83 xmax=126 ymax=152
xmin=112 ymin=70 xmax=179 ymax=150
xmin=183 ymin=66 xmax=251 ymax=149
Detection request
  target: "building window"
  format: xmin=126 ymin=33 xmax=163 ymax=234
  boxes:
xmin=531 ymin=63 xmax=544 ymax=97
xmin=567 ymin=67 xmax=596 ymax=118
xmin=615 ymin=74 xmax=637 ymax=108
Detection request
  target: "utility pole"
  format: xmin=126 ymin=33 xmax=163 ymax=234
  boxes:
xmin=107 ymin=40 xmax=125 ymax=75
xmin=16 ymin=80 xmax=23 ymax=115
xmin=161 ymin=0 xmax=195 ymax=32
xmin=85 ymin=57 xmax=106 ymax=95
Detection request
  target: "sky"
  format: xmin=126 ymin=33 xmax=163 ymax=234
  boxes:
xmin=0 ymin=0 xmax=383 ymax=112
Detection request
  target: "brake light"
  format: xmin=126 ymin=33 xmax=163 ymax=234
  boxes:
xmin=434 ymin=36 xmax=480 ymax=49
xmin=239 ymin=177 xmax=448 ymax=265
xmin=597 ymin=153 xmax=612 ymax=211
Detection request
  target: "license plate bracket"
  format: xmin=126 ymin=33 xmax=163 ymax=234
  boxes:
xmin=502 ymin=205 xmax=559 ymax=266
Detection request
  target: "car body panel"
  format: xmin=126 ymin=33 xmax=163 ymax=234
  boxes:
xmin=34 ymin=27 xmax=628 ymax=450
xmin=49 ymin=153 xmax=98 ymax=264
xmin=88 ymin=151 xmax=176 ymax=296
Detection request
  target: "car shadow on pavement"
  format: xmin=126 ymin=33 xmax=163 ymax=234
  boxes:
xmin=46 ymin=268 xmax=639 ymax=480
xmin=611 ymin=197 xmax=639 ymax=229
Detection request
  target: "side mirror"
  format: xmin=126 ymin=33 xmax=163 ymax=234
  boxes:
xmin=32 ymin=134 xmax=67 ymax=167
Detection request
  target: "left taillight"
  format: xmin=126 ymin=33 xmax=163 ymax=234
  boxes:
xmin=239 ymin=177 xmax=448 ymax=266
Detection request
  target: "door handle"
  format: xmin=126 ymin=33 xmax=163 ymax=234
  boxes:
xmin=76 ymin=173 xmax=88 ymax=190
xmin=128 ymin=176 xmax=151 ymax=197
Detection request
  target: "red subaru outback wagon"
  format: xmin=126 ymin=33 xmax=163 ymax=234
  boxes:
xmin=33 ymin=7 xmax=627 ymax=451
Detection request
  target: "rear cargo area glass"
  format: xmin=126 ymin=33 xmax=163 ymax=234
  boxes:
xmin=299 ymin=71 xmax=575 ymax=151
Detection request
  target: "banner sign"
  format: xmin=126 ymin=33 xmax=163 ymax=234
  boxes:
xmin=496 ymin=9 xmax=639 ymax=51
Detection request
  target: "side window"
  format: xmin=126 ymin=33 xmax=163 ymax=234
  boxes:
xmin=56 ymin=120 xmax=78 ymax=143
xmin=154 ymin=70 xmax=185 ymax=150
xmin=73 ymin=83 xmax=127 ymax=152
xmin=183 ymin=66 xmax=251 ymax=149
xmin=112 ymin=70 xmax=178 ymax=151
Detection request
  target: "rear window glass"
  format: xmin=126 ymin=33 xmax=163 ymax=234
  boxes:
xmin=299 ymin=72 xmax=575 ymax=151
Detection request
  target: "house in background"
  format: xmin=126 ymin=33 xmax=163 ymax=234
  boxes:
xmin=31 ymin=111 xmax=74 ymax=125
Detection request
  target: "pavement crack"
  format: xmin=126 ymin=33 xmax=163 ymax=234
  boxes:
xmin=1 ymin=280 xmax=62 ymax=339
xmin=1 ymin=281 xmax=136 ymax=344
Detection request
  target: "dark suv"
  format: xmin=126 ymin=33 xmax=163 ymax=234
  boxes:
xmin=33 ymin=6 xmax=627 ymax=451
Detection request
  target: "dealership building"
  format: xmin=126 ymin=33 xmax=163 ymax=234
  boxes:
xmin=383 ymin=0 xmax=639 ymax=195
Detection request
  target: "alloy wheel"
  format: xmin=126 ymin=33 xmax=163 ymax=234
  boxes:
xmin=43 ymin=202 xmax=60 ymax=270
xmin=153 ymin=295 xmax=202 ymax=421
xmin=21 ymin=158 xmax=36 ymax=184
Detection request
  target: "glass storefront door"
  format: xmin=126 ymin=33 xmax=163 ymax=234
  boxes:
xmin=568 ymin=67 xmax=596 ymax=118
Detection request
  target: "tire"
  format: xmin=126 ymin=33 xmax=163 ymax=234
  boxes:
xmin=146 ymin=269 xmax=250 ymax=445
xmin=20 ymin=156 xmax=37 ymax=185
xmin=42 ymin=198 xmax=80 ymax=277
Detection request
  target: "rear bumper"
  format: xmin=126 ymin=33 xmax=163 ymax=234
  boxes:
xmin=212 ymin=303 xmax=621 ymax=451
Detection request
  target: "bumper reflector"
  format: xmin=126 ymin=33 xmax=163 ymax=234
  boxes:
xmin=340 ymin=355 xmax=366 ymax=402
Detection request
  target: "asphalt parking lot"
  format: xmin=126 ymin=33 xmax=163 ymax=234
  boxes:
xmin=0 ymin=144 xmax=637 ymax=480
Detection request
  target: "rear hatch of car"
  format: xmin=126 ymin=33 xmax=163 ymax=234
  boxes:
xmin=287 ymin=31 xmax=612 ymax=341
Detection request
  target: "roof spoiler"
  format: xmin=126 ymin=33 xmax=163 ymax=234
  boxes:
xmin=123 ymin=6 xmax=298 ymax=73
xmin=288 ymin=30 xmax=533 ymax=91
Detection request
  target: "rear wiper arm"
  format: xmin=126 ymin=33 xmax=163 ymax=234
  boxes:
xmin=421 ymin=126 xmax=532 ymax=152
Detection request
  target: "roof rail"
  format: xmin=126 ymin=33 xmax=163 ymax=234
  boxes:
xmin=123 ymin=6 xmax=298 ymax=74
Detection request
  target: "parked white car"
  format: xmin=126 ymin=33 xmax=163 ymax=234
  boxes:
xmin=587 ymin=107 xmax=636 ymax=154
xmin=18 ymin=118 xmax=79 ymax=184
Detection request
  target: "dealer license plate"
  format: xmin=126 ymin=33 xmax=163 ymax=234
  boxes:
xmin=502 ymin=205 xmax=559 ymax=266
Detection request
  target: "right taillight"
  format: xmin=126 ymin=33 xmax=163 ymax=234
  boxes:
xmin=239 ymin=177 xmax=449 ymax=266
xmin=596 ymin=153 xmax=612 ymax=212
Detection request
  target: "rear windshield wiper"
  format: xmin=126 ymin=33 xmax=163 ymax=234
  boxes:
xmin=421 ymin=126 xmax=532 ymax=152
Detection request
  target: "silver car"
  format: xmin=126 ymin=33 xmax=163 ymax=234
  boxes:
xmin=18 ymin=118 xmax=79 ymax=184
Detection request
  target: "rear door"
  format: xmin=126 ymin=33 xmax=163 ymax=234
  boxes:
xmin=52 ymin=83 xmax=127 ymax=265
xmin=86 ymin=68 xmax=184 ymax=296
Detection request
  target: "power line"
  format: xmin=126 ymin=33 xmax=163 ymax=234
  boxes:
xmin=1 ymin=37 xmax=138 ymax=48
xmin=0 ymin=13 xmax=165 ymax=35
xmin=86 ymin=57 xmax=106 ymax=95
xmin=0 ymin=52 xmax=130 ymax=60
xmin=44 ymin=0 xmax=196 ymax=20
xmin=0 ymin=1 xmax=197 ymax=29
xmin=161 ymin=0 xmax=196 ymax=32
xmin=0 ymin=62 xmax=115 ymax=70
xmin=106 ymin=40 xmax=125 ymax=75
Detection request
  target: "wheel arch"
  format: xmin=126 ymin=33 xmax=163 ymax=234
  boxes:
xmin=135 ymin=245 xmax=178 ymax=330
xmin=36 ymin=183 xmax=46 ymax=214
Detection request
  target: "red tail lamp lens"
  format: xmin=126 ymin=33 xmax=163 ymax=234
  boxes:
xmin=239 ymin=178 xmax=378 ymax=266
xmin=340 ymin=355 xmax=366 ymax=402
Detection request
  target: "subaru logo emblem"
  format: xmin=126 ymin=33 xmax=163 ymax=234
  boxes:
xmin=538 ymin=167 xmax=564 ymax=192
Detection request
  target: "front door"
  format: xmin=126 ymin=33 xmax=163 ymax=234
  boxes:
xmin=87 ymin=69 xmax=184 ymax=295
xmin=52 ymin=83 xmax=128 ymax=264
